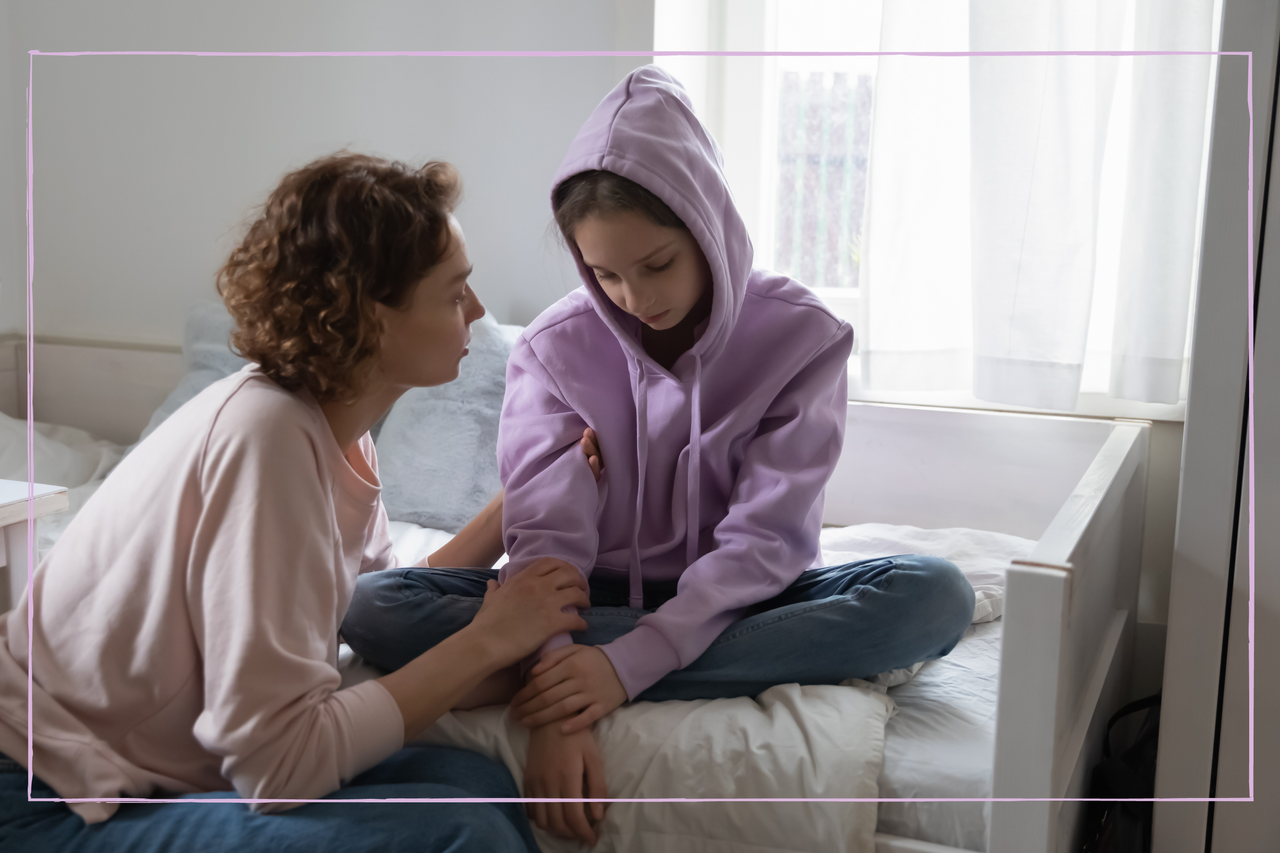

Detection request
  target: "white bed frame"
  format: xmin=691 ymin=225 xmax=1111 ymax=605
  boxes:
xmin=2 ymin=339 xmax=1149 ymax=853
xmin=824 ymin=403 xmax=1149 ymax=853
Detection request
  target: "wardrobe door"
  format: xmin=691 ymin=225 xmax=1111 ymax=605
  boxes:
xmin=1153 ymin=0 xmax=1278 ymax=849
xmin=1206 ymin=67 xmax=1280 ymax=849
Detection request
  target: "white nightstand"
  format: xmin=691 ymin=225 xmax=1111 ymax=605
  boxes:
xmin=0 ymin=480 xmax=69 ymax=613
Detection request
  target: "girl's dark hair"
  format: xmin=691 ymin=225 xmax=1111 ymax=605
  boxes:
xmin=552 ymin=170 xmax=687 ymax=244
xmin=217 ymin=152 xmax=461 ymax=403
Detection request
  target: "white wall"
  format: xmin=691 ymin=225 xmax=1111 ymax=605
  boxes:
xmin=1 ymin=1 xmax=23 ymax=329
xmin=1 ymin=0 xmax=655 ymax=344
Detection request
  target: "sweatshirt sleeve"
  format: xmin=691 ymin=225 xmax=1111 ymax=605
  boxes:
xmin=497 ymin=335 xmax=605 ymax=654
xmin=187 ymin=407 xmax=404 ymax=811
xmin=600 ymin=322 xmax=853 ymax=699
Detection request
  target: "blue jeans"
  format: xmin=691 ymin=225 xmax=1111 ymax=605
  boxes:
xmin=0 ymin=745 xmax=538 ymax=853
xmin=342 ymin=555 xmax=976 ymax=701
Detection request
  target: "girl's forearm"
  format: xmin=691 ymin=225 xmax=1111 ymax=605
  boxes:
xmin=376 ymin=625 xmax=506 ymax=741
xmin=423 ymin=490 xmax=506 ymax=568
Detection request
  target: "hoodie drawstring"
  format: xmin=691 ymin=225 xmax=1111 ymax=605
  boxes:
xmin=629 ymin=358 xmax=649 ymax=609
xmin=628 ymin=354 xmax=704 ymax=610
xmin=685 ymin=356 xmax=702 ymax=568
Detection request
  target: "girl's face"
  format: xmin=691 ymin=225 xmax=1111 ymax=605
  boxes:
xmin=373 ymin=217 xmax=486 ymax=390
xmin=575 ymin=211 xmax=711 ymax=331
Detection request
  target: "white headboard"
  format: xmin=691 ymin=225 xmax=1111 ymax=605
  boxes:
xmin=0 ymin=337 xmax=186 ymax=446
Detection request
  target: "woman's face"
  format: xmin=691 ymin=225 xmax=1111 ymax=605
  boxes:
xmin=574 ymin=211 xmax=711 ymax=331
xmin=374 ymin=217 xmax=486 ymax=390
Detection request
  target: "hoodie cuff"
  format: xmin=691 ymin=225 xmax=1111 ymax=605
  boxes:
xmin=599 ymin=624 xmax=683 ymax=700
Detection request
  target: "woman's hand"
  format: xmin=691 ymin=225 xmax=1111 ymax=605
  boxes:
xmin=469 ymin=558 xmax=590 ymax=668
xmin=524 ymin=722 xmax=608 ymax=846
xmin=378 ymin=560 xmax=587 ymax=743
xmin=580 ymin=427 xmax=605 ymax=481
xmin=512 ymin=644 xmax=628 ymax=734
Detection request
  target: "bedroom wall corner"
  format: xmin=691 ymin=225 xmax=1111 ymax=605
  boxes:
xmin=0 ymin=337 xmax=17 ymax=421
xmin=0 ymin=1 xmax=26 ymax=338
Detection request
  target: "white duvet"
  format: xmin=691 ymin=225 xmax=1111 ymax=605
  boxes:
xmin=331 ymin=522 xmax=1033 ymax=853
xmin=341 ymin=658 xmax=895 ymax=853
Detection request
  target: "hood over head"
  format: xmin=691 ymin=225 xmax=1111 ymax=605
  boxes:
xmin=552 ymin=65 xmax=753 ymax=371
xmin=551 ymin=66 xmax=762 ymax=609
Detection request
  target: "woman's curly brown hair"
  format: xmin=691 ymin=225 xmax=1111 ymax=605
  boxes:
xmin=217 ymin=152 xmax=461 ymax=403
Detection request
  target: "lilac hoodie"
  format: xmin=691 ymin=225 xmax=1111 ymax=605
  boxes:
xmin=497 ymin=66 xmax=853 ymax=699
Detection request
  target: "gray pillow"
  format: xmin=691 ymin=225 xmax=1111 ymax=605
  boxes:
xmin=375 ymin=312 xmax=520 ymax=533
xmin=184 ymin=299 xmax=250 ymax=376
xmin=131 ymin=301 xmax=250 ymax=452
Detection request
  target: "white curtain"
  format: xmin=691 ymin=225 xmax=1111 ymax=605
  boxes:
xmin=858 ymin=0 xmax=1215 ymax=409
xmin=858 ymin=0 xmax=972 ymax=392
xmin=1111 ymin=0 xmax=1217 ymax=403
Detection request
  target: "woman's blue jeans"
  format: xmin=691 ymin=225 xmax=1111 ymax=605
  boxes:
xmin=342 ymin=555 xmax=976 ymax=701
xmin=0 ymin=746 xmax=538 ymax=853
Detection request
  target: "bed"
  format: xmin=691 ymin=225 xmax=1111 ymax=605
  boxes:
xmin=0 ymin=308 xmax=1149 ymax=853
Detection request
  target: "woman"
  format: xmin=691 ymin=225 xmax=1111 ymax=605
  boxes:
xmin=0 ymin=152 xmax=592 ymax=852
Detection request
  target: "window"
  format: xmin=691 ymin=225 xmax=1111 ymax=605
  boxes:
xmin=655 ymin=0 xmax=1220 ymax=419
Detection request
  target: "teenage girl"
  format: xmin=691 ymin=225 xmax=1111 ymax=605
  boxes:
xmin=0 ymin=153 xmax=596 ymax=853
xmin=342 ymin=66 xmax=976 ymax=846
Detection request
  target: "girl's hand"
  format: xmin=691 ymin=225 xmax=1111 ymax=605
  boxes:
xmin=524 ymin=722 xmax=608 ymax=846
xmin=512 ymin=645 xmax=628 ymax=734
xmin=580 ymin=427 xmax=605 ymax=482
xmin=470 ymin=559 xmax=589 ymax=668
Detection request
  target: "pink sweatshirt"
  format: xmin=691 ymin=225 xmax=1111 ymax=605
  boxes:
xmin=0 ymin=365 xmax=405 ymax=823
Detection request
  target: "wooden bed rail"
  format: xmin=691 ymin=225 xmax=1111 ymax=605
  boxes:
xmin=989 ymin=422 xmax=1149 ymax=853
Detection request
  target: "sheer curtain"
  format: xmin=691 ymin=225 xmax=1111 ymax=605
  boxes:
xmin=858 ymin=1 xmax=972 ymax=392
xmin=656 ymin=0 xmax=1219 ymax=414
xmin=1111 ymin=0 xmax=1218 ymax=403
xmin=859 ymin=0 xmax=1216 ymax=410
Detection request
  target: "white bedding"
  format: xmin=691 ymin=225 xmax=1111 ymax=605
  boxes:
xmin=877 ymin=619 xmax=1002 ymax=852
xmin=818 ymin=523 xmax=1027 ymax=852
xmin=345 ymin=521 xmax=1033 ymax=853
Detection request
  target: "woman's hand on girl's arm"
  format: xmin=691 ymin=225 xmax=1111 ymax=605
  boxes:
xmin=512 ymin=644 xmax=628 ymax=734
xmin=525 ymin=722 xmax=608 ymax=846
xmin=377 ymin=559 xmax=589 ymax=742
xmin=472 ymin=559 xmax=590 ymax=663
xmin=580 ymin=427 xmax=604 ymax=481
xmin=421 ymin=427 xmax=605 ymax=569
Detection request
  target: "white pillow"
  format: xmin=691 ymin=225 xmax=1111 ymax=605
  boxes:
xmin=0 ymin=414 xmax=124 ymax=563
xmin=375 ymin=314 xmax=522 ymax=533
xmin=0 ymin=412 xmax=122 ymax=489
xmin=819 ymin=522 xmax=1034 ymax=624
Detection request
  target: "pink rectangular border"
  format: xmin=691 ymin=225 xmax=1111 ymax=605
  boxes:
xmin=21 ymin=48 xmax=1255 ymax=808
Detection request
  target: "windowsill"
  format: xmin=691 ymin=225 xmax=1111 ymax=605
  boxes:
xmin=847 ymin=385 xmax=1186 ymax=422
xmin=806 ymin=289 xmax=1187 ymax=422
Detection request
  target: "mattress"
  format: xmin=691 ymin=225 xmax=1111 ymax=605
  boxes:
xmin=878 ymin=619 xmax=1002 ymax=851
xmin=816 ymin=524 xmax=1028 ymax=852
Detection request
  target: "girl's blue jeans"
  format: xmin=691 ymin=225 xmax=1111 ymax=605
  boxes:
xmin=341 ymin=555 xmax=976 ymax=701
xmin=0 ymin=745 xmax=538 ymax=853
